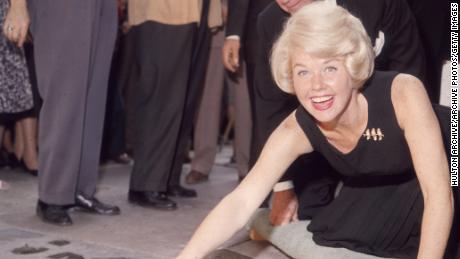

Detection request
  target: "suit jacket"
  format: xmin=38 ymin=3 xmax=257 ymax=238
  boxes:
xmin=405 ymin=0 xmax=450 ymax=102
xmin=226 ymin=0 xmax=272 ymax=63
xmin=405 ymin=0 xmax=450 ymax=61
xmin=128 ymin=0 xmax=222 ymax=28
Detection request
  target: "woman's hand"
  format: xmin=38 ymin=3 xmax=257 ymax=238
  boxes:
xmin=3 ymin=0 xmax=30 ymax=48
xmin=176 ymin=112 xmax=312 ymax=258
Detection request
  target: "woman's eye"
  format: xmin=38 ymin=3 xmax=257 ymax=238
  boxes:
xmin=297 ymin=70 xmax=308 ymax=76
xmin=325 ymin=66 xmax=337 ymax=73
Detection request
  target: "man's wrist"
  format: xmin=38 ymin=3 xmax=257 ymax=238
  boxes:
xmin=273 ymin=181 xmax=294 ymax=192
xmin=226 ymin=35 xmax=240 ymax=41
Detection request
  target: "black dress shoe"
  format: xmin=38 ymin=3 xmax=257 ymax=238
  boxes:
xmin=74 ymin=193 xmax=120 ymax=215
xmin=128 ymin=190 xmax=177 ymax=210
xmin=5 ymin=152 xmax=20 ymax=168
xmin=36 ymin=200 xmax=73 ymax=226
xmin=0 ymin=149 xmax=9 ymax=168
xmin=167 ymin=185 xmax=197 ymax=198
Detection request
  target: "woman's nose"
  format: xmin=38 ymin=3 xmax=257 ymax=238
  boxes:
xmin=311 ymin=73 xmax=324 ymax=90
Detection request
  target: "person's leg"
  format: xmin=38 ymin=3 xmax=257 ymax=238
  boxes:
xmin=231 ymin=63 xmax=251 ymax=178
xmin=2 ymin=127 xmax=14 ymax=154
xmin=0 ymin=126 xmax=4 ymax=168
xmin=103 ymin=86 xmax=130 ymax=163
xmin=30 ymin=0 xmax=119 ymax=225
xmin=1 ymin=126 xmax=19 ymax=167
xmin=118 ymin=31 xmax=137 ymax=156
xmin=100 ymin=34 xmax=131 ymax=164
xmin=248 ymin=209 xmax=390 ymax=259
xmin=13 ymin=122 xmax=24 ymax=160
xmin=244 ymin=63 xmax=257 ymax=168
xmin=18 ymin=116 xmax=38 ymax=171
xmin=189 ymin=34 xmax=225 ymax=183
xmin=76 ymin=0 xmax=117 ymax=197
xmin=0 ymin=126 xmax=7 ymax=190
xmin=129 ymin=22 xmax=196 ymax=193
xmin=31 ymin=0 xmax=113 ymax=205
xmin=167 ymin=1 xmax=212 ymax=193
xmin=0 ymin=126 xmax=3 ymax=149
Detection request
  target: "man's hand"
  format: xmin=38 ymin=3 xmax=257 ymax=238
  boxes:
xmin=3 ymin=0 xmax=30 ymax=48
xmin=121 ymin=21 xmax=131 ymax=34
xmin=222 ymin=38 xmax=241 ymax=72
xmin=269 ymin=188 xmax=299 ymax=226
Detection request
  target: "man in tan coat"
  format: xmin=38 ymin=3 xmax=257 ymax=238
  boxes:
xmin=127 ymin=0 xmax=222 ymax=210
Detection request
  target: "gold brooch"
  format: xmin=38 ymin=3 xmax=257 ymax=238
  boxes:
xmin=363 ymin=128 xmax=384 ymax=141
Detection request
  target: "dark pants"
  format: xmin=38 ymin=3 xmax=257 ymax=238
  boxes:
xmin=245 ymin=62 xmax=257 ymax=167
xmin=101 ymin=33 xmax=128 ymax=160
xmin=129 ymin=21 xmax=196 ymax=192
xmin=112 ymin=30 xmax=137 ymax=154
xmin=29 ymin=0 xmax=117 ymax=204
xmin=166 ymin=0 xmax=213 ymax=188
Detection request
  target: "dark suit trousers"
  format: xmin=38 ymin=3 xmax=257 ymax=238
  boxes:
xmin=166 ymin=0 xmax=212 ymax=188
xmin=101 ymin=35 xmax=128 ymax=160
xmin=129 ymin=21 xmax=196 ymax=192
xmin=29 ymin=0 xmax=117 ymax=204
xmin=244 ymin=62 xmax=257 ymax=167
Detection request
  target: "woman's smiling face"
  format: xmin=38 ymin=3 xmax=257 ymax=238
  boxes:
xmin=292 ymin=49 xmax=357 ymax=125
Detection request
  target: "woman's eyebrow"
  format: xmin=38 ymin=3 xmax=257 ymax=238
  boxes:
xmin=293 ymin=59 xmax=339 ymax=68
xmin=293 ymin=63 xmax=308 ymax=68
xmin=323 ymin=58 xmax=340 ymax=64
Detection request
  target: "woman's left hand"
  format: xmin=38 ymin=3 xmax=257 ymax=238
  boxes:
xmin=3 ymin=0 xmax=30 ymax=48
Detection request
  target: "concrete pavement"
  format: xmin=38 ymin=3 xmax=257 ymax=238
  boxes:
xmin=0 ymin=147 xmax=288 ymax=259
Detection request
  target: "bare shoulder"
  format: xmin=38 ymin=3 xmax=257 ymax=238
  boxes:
xmin=271 ymin=111 xmax=313 ymax=156
xmin=391 ymin=73 xmax=426 ymax=100
xmin=391 ymin=73 xmax=433 ymax=128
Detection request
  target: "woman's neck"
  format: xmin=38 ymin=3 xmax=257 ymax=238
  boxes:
xmin=318 ymin=92 xmax=367 ymax=136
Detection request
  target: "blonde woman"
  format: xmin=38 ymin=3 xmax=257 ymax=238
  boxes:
xmin=177 ymin=2 xmax=458 ymax=259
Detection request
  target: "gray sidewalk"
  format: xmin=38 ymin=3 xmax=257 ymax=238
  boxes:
xmin=0 ymin=147 xmax=288 ymax=259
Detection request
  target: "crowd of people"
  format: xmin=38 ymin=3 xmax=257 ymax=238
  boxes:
xmin=0 ymin=0 xmax=457 ymax=258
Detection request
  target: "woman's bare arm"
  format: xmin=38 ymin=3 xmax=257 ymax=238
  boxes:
xmin=176 ymin=112 xmax=312 ymax=259
xmin=392 ymin=74 xmax=454 ymax=259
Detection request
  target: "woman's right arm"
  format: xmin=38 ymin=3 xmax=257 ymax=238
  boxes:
xmin=176 ymin=112 xmax=312 ymax=259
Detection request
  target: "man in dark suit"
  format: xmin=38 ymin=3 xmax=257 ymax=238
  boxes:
xmin=251 ymin=0 xmax=427 ymax=225
xmin=405 ymin=0 xmax=450 ymax=103
xmin=222 ymin=0 xmax=273 ymax=169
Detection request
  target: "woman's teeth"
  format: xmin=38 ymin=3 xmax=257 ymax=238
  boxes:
xmin=312 ymin=96 xmax=333 ymax=103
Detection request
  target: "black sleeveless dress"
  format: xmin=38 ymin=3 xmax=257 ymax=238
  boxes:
xmin=295 ymin=71 xmax=458 ymax=258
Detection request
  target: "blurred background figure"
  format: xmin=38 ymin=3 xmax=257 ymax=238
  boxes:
xmin=222 ymin=0 xmax=272 ymax=169
xmin=100 ymin=0 xmax=133 ymax=166
xmin=186 ymin=0 xmax=252 ymax=185
xmin=405 ymin=0 xmax=450 ymax=104
xmin=0 ymin=0 xmax=38 ymax=178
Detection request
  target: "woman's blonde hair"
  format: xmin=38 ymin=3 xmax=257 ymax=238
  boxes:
xmin=271 ymin=1 xmax=375 ymax=93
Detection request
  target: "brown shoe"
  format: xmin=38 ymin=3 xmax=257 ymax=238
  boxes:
xmin=185 ymin=170 xmax=209 ymax=185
